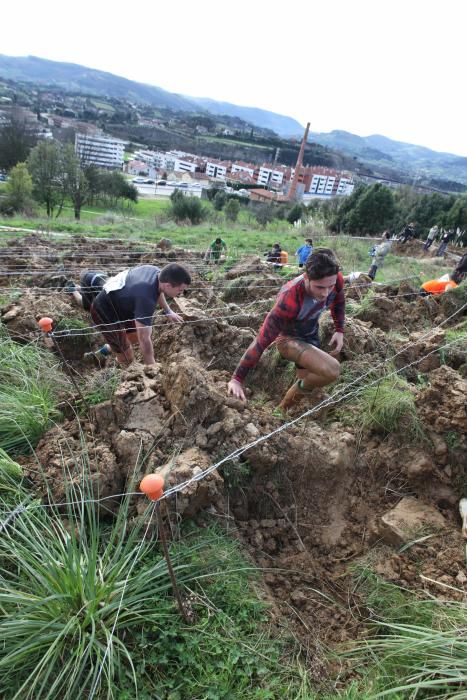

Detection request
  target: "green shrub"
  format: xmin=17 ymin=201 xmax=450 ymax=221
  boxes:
xmin=170 ymin=190 xmax=206 ymax=224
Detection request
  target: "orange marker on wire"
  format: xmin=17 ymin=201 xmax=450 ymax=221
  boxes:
xmin=139 ymin=472 xmax=188 ymax=621
xmin=139 ymin=473 xmax=164 ymax=501
xmin=37 ymin=316 xmax=87 ymax=406
xmin=38 ymin=316 xmax=54 ymax=333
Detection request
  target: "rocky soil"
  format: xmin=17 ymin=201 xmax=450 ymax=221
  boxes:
xmin=1 ymin=233 xmax=466 ymax=668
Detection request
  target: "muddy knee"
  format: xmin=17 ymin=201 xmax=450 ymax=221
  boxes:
xmin=323 ymin=358 xmax=340 ymax=383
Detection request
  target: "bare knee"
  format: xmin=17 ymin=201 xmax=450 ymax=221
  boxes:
xmin=323 ymin=357 xmax=340 ymax=384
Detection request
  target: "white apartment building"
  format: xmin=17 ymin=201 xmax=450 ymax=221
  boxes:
xmin=205 ymin=159 xmax=229 ymax=180
xmin=336 ymin=177 xmax=354 ymax=195
xmin=257 ymin=164 xmax=288 ymax=189
xmin=231 ymin=161 xmax=256 ymax=178
xmin=309 ymin=173 xmax=336 ymax=195
xmin=75 ymin=133 xmax=126 ymax=169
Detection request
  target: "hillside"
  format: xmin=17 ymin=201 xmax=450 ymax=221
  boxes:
xmin=0 ymin=55 xmax=197 ymax=112
xmin=0 ymin=54 xmax=466 ymax=189
xmin=309 ymin=129 xmax=467 ymax=187
xmin=189 ymin=97 xmax=303 ymax=138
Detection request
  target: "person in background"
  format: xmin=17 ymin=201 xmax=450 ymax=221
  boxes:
xmin=423 ymin=224 xmax=439 ymax=251
xmin=452 ymin=252 xmax=467 ymax=284
xmin=399 ymin=222 xmax=415 ymax=244
xmin=295 ymin=238 xmax=313 ymax=268
xmin=265 ymin=243 xmax=282 ymax=264
xmin=205 ymin=237 xmax=227 ymax=264
xmin=368 ymin=231 xmax=392 ymax=280
xmin=227 ymin=249 xmax=345 ymax=412
xmin=436 ymin=229 xmax=455 ymax=257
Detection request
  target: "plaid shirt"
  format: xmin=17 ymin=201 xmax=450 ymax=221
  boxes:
xmin=233 ymin=272 xmax=345 ymax=383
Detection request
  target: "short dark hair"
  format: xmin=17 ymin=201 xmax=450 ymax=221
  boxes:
xmin=305 ymin=238 xmax=313 ymax=245
xmin=159 ymin=263 xmax=191 ymax=286
xmin=305 ymin=248 xmax=340 ymax=279
xmin=215 ymin=237 xmax=222 ymax=243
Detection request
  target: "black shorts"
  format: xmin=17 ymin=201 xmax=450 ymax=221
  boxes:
xmin=80 ymin=271 xmax=107 ymax=311
xmin=90 ymin=299 xmax=136 ymax=353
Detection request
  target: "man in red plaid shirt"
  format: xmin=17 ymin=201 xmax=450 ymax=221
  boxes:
xmin=227 ymin=249 xmax=345 ymax=411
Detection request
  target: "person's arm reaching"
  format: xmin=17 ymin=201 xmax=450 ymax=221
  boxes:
xmin=158 ymin=292 xmax=183 ymax=323
xmin=228 ymin=287 xmax=300 ymax=399
xmin=135 ymin=321 xmax=156 ymax=365
xmin=329 ymin=272 xmax=345 ymax=356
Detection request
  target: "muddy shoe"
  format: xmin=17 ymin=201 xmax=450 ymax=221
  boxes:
xmin=83 ymin=351 xmax=106 ymax=367
xmin=277 ymin=380 xmax=304 ymax=412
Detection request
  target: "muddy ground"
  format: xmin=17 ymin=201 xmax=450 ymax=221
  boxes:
xmin=1 ymin=233 xmax=466 ymax=678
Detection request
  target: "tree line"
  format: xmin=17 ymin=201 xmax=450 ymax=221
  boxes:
xmin=318 ymin=182 xmax=467 ymax=237
xmin=1 ymin=139 xmax=138 ymax=219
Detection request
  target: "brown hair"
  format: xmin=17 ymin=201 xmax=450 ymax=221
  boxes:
xmin=305 ymin=248 xmax=339 ymax=279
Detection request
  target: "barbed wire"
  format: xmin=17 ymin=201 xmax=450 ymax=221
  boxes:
xmin=4 ymin=303 xmax=465 ymax=517
xmin=4 ymin=331 xmax=465 ymax=519
xmin=48 ymin=289 xmax=463 ymax=339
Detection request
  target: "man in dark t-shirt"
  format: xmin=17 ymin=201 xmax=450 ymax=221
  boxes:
xmin=91 ymin=263 xmax=191 ymax=365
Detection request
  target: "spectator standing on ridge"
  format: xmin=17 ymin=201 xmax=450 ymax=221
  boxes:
xmin=423 ymin=225 xmax=439 ymax=252
xmin=436 ymin=229 xmax=455 ymax=257
xmin=452 ymin=252 xmax=467 ymax=283
xmin=205 ymin=237 xmax=227 ymax=264
xmin=368 ymin=231 xmax=392 ymax=280
xmin=295 ymin=238 xmax=313 ymax=268
xmin=90 ymin=263 xmax=190 ymax=366
xmin=227 ymin=248 xmax=345 ymax=412
xmin=399 ymin=222 xmax=415 ymax=244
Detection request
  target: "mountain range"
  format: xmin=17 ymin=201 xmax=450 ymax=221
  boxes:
xmin=0 ymin=54 xmax=466 ymax=187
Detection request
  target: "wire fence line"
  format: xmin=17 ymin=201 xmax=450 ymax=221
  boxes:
xmin=47 ymin=290 xmax=464 ymax=339
xmin=3 ymin=302 xmax=465 ymax=518
xmin=0 ymin=274 xmax=424 ymax=295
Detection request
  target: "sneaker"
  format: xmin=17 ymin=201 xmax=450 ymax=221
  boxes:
xmin=83 ymin=351 xmax=101 ymax=367
xmin=64 ymin=280 xmax=77 ymax=295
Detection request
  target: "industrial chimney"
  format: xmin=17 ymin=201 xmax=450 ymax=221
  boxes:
xmin=287 ymin=122 xmax=310 ymax=201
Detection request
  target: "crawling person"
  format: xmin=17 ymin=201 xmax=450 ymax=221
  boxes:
xmin=90 ymin=263 xmax=191 ymax=366
xmin=227 ymin=248 xmax=345 ymax=411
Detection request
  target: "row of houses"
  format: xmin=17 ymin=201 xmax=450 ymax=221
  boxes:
xmin=74 ymin=132 xmax=355 ymax=198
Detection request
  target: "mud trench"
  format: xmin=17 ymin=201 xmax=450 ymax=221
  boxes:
xmin=1 ymin=236 xmax=466 ymax=682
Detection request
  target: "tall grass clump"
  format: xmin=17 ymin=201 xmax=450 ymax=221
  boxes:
xmin=350 ymin=376 xmax=422 ymax=438
xmin=350 ymin=568 xmax=467 ymax=698
xmin=0 ymin=474 xmax=316 ymax=700
xmin=0 ymin=330 xmax=65 ymax=454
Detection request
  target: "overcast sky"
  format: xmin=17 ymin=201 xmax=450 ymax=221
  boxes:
xmin=3 ymin=0 xmax=466 ymax=156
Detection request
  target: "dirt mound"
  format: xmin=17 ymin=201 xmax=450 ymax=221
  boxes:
xmin=3 ymin=234 xmax=466 ymax=672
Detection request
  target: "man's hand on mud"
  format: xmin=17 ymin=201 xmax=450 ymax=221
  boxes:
xmin=227 ymin=378 xmax=246 ymax=401
xmin=166 ymin=310 xmax=183 ymax=323
xmin=328 ymin=332 xmax=343 ymax=356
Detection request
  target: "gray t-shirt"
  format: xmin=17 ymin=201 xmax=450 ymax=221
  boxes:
xmin=93 ymin=265 xmax=160 ymax=325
